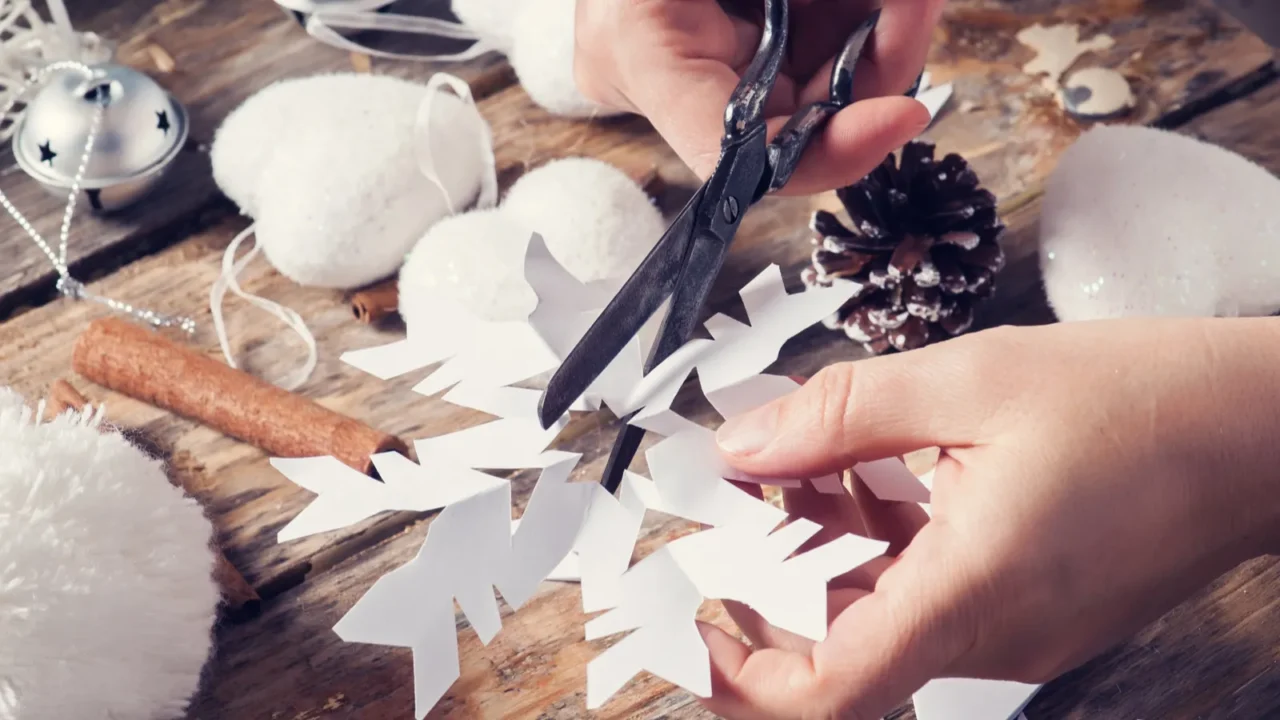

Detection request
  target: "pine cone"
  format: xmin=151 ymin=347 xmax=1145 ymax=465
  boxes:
xmin=801 ymin=141 xmax=1005 ymax=354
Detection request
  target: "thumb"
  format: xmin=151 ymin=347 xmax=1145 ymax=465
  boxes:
xmin=716 ymin=341 xmax=991 ymax=478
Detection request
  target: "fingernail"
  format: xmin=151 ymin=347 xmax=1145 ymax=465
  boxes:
xmin=716 ymin=406 xmax=776 ymax=456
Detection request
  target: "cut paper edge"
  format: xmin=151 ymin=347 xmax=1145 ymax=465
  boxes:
xmin=912 ymin=678 xmax=1042 ymax=720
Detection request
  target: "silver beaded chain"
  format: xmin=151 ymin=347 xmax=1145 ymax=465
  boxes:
xmin=0 ymin=61 xmax=195 ymax=334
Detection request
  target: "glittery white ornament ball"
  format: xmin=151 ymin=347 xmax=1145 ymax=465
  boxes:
xmin=452 ymin=0 xmax=519 ymax=51
xmin=1040 ymin=125 xmax=1280 ymax=321
xmin=212 ymin=73 xmax=492 ymax=289
xmin=400 ymin=208 xmax=539 ymax=327
xmin=501 ymin=157 xmax=664 ymax=283
xmin=0 ymin=388 xmax=219 ymax=720
xmin=510 ymin=0 xmax=620 ymax=118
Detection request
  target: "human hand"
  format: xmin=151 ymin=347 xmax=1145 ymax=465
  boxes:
xmin=703 ymin=318 xmax=1280 ymax=719
xmin=573 ymin=0 xmax=942 ymax=195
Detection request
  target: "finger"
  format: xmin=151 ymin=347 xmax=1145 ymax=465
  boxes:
xmin=703 ymin=525 xmax=970 ymax=719
xmin=767 ymin=96 xmax=931 ymax=196
xmin=850 ymin=466 xmax=931 ymax=556
xmin=610 ymin=4 xmax=761 ymax=180
xmin=852 ymin=0 xmax=948 ymax=99
xmin=716 ymin=340 xmax=993 ymax=479
xmin=722 ymin=587 xmax=868 ymax=658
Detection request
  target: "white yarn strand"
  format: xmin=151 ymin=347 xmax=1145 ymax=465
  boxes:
xmin=210 ymin=225 xmax=319 ymax=391
xmin=0 ymin=61 xmax=196 ymax=334
xmin=416 ymin=72 xmax=497 ymax=214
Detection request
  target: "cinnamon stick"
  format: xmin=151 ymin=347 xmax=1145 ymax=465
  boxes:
xmin=351 ymin=278 xmax=399 ymax=325
xmin=72 ymin=317 xmax=407 ymax=474
xmin=349 ymin=163 xmax=667 ymax=325
xmin=45 ymin=379 xmax=262 ymax=621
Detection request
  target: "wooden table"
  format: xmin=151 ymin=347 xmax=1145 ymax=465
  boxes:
xmin=1 ymin=0 xmax=1278 ymax=717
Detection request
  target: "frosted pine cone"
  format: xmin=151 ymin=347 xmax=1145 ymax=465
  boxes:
xmin=801 ymin=141 xmax=1005 ymax=353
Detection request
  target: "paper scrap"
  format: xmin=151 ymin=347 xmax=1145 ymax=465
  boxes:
xmin=913 ymin=678 xmax=1042 ymax=720
xmin=1016 ymin=23 xmax=1114 ymax=91
xmin=914 ymin=70 xmax=954 ymax=122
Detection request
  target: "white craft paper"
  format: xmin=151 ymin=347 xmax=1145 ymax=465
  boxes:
xmin=854 ymin=457 xmax=933 ymax=504
xmin=913 ymin=678 xmax=1042 ymax=720
xmin=271 ymin=454 xmax=505 ymax=542
xmin=334 ymin=481 xmax=512 ymax=719
xmin=497 ymin=453 xmax=593 ymax=608
xmin=584 ymin=521 xmax=889 ymax=707
xmin=275 ymin=229 xmax=898 ymax=716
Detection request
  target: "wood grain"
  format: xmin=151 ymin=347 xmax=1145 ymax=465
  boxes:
xmin=0 ymin=0 xmax=1273 ymax=717
xmin=0 ymin=0 xmax=511 ymax=319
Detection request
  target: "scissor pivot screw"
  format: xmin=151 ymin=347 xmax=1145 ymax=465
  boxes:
xmin=722 ymin=196 xmax=740 ymax=223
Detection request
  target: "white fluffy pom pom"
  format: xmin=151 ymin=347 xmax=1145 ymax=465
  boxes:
xmin=0 ymin=388 xmax=219 ymax=719
xmin=1040 ymin=125 xmax=1280 ymax=321
xmin=452 ymin=0 xmax=519 ymax=50
xmin=501 ymin=157 xmax=664 ymax=284
xmin=210 ymin=76 xmax=319 ymax=217
xmin=400 ymin=208 xmax=539 ymax=326
xmin=212 ymin=73 xmax=491 ymax=289
xmin=510 ymin=0 xmax=621 ymax=118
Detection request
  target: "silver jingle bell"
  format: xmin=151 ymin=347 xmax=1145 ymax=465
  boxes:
xmin=13 ymin=62 xmax=188 ymax=212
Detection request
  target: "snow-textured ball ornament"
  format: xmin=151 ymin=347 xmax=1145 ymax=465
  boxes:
xmin=502 ymin=157 xmax=665 ymax=284
xmin=400 ymin=207 xmax=540 ymax=327
xmin=211 ymin=72 xmax=495 ymax=289
xmin=509 ymin=0 xmax=620 ymax=118
xmin=1040 ymin=125 xmax=1280 ymax=321
xmin=0 ymin=387 xmax=219 ymax=720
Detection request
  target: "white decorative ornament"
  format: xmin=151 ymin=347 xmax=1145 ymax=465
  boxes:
xmin=1040 ymin=125 xmax=1280 ymax=321
xmin=208 ymin=71 xmax=497 ymax=390
xmin=502 ymin=157 xmax=665 ymax=284
xmin=0 ymin=387 xmax=219 ymax=720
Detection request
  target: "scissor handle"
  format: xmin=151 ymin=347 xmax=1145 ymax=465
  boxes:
xmin=724 ymin=0 xmax=788 ymax=139
xmin=760 ymin=9 xmax=882 ymax=195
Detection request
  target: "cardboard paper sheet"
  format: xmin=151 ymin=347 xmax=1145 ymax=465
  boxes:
xmin=272 ymin=231 xmax=930 ymax=716
xmin=913 ymin=678 xmax=1042 ymax=720
xmin=855 ymin=457 xmax=933 ymax=504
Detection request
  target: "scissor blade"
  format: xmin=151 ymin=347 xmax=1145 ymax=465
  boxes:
xmin=536 ymin=187 xmax=707 ymax=429
xmin=600 ymin=228 xmax=739 ymax=492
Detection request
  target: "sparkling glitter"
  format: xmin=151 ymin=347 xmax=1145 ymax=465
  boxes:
xmin=1047 ymin=251 xmax=1056 ymax=260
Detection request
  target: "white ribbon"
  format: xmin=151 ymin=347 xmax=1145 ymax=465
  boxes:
xmin=416 ymin=71 xmax=498 ymax=213
xmin=274 ymin=0 xmax=510 ymax=62
xmin=210 ymin=225 xmax=319 ymax=392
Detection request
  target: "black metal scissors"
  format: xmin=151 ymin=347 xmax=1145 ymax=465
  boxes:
xmin=537 ymin=0 xmax=909 ymax=494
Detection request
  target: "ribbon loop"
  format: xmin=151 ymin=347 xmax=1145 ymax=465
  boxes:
xmin=210 ymin=226 xmax=319 ymax=392
xmin=416 ymin=71 xmax=498 ymax=214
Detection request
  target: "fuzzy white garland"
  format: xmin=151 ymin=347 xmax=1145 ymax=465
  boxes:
xmin=0 ymin=387 xmax=219 ymax=720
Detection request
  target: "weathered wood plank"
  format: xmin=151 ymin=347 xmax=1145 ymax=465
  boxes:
xmin=0 ymin=0 xmax=512 ymax=318
xmin=0 ymin=0 xmax=1273 ymax=717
